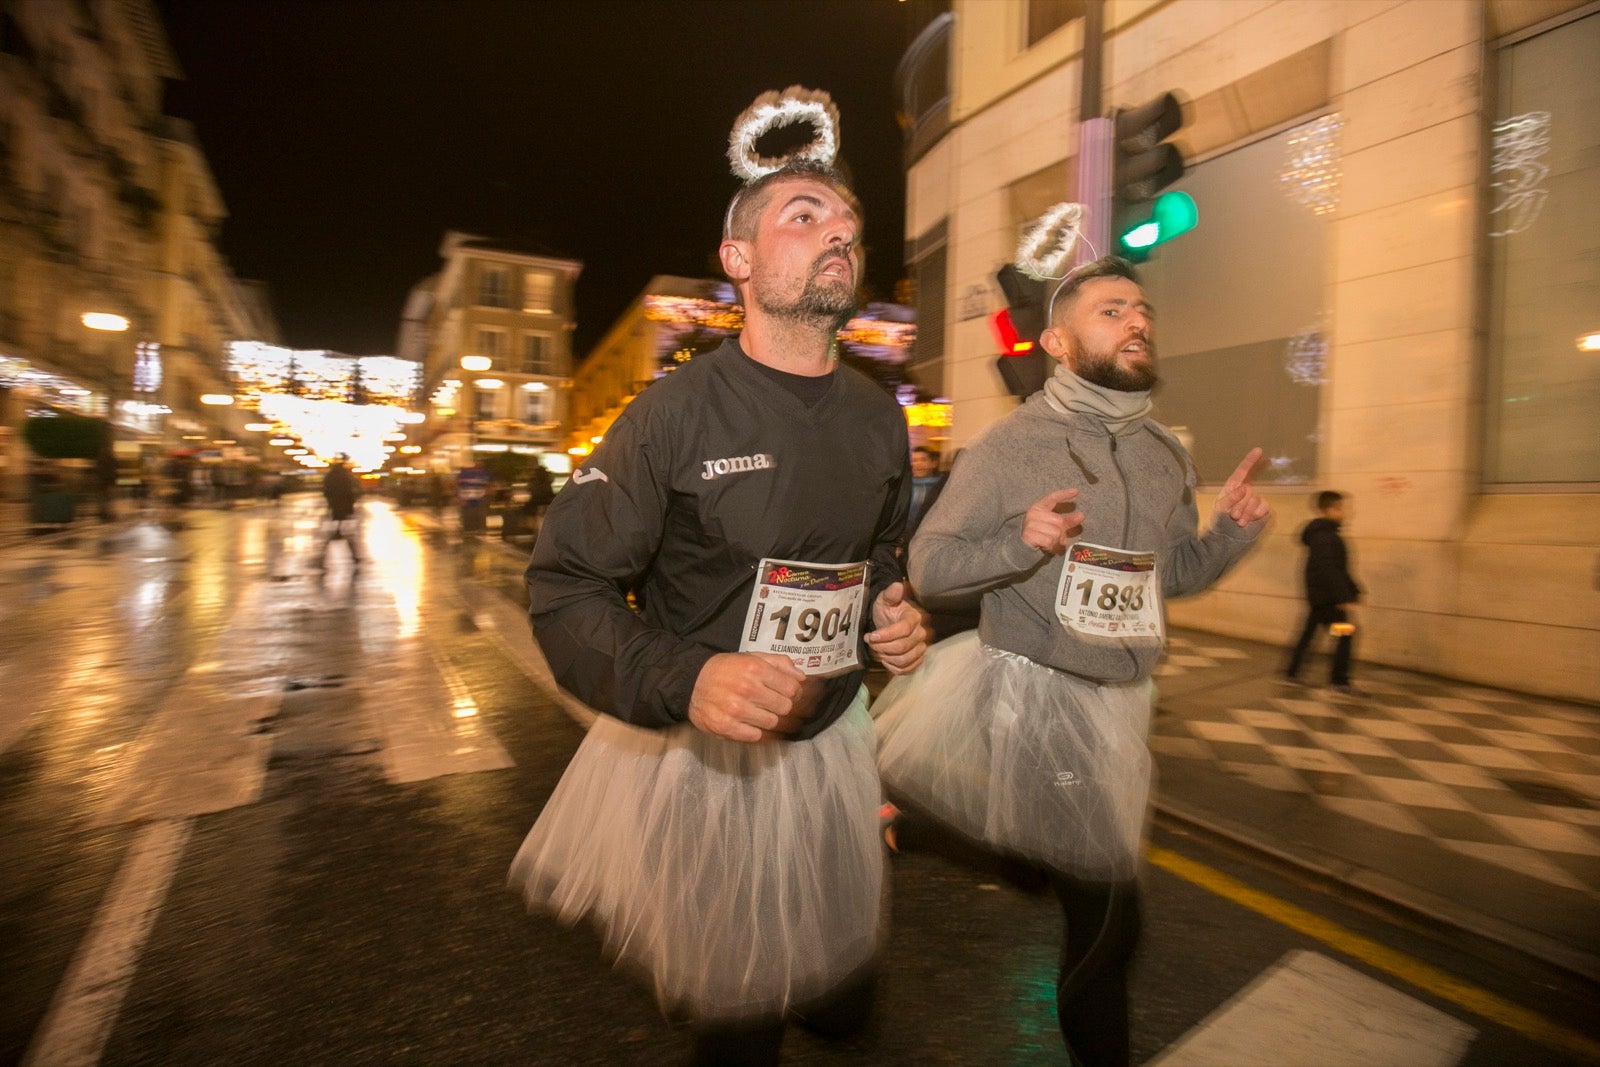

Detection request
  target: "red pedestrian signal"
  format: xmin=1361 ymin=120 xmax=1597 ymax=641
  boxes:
xmin=991 ymin=309 xmax=1034 ymax=355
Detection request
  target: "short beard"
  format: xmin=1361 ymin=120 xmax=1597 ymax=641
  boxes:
xmin=753 ymin=253 xmax=858 ymax=332
xmin=1073 ymin=344 xmax=1158 ymax=393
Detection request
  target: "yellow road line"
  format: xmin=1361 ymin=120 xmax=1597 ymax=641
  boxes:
xmin=1147 ymin=845 xmax=1600 ymax=1064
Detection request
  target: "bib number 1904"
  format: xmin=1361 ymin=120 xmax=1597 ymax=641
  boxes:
xmin=767 ymin=604 xmax=853 ymax=644
xmin=739 ymin=558 xmax=869 ymax=676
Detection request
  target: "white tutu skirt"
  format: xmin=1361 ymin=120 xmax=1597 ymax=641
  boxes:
xmin=509 ymin=689 xmax=882 ymax=1024
xmin=874 ymin=631 xmax=1153 ymax=882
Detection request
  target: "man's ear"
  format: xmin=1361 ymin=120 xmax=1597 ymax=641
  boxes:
xmin=1039 ymin=324 xmax=1070 ymax=361
xmin=719 ymin=239 xmax=751 ymax=283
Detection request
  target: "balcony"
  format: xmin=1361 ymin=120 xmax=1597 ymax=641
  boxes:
xmin=894 ymin=12 xmax=953 ymax=168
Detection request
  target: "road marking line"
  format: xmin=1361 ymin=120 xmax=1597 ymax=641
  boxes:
xmin=1148 ymin=949 xmax=1474 ymax=1066
xmin=1147 ymin=845 xmax=1600 ymax=1063
xmin=24 ymin=818 xmax=191 ymax=1067
xmin=96 ymin=578 xmax=284 ymax=826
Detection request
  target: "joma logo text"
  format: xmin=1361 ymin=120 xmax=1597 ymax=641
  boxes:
xmin=701 ymin=453 xmax=775 ymax=480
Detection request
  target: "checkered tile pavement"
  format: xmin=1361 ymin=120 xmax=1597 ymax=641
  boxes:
xmin=1151 ymin=634 xmax=1600 ymax=898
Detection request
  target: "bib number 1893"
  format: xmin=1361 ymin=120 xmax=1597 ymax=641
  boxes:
xmin=1054 ymin=542 xmax=1163 ymax=639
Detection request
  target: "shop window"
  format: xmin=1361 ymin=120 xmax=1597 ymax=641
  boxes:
xmin=1136 ymin=121 xmax=1330 ymax=485
xmin=1485 ymin=11 xmax=1600 ymax=485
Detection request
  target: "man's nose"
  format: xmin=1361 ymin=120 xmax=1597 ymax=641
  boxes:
xmin=823 ymin=216 xmax=857 ymax=250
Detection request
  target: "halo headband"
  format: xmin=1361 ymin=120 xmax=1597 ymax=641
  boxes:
xmin=727 ymin=86 xmax=841 ymax=183
xmin=1010 ymin=201 xmax=1104 ymax=322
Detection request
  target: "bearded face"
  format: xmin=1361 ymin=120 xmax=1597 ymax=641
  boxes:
xmin=753 ymin=245 xmax=858 ymax=330
xmin=1045 ymin=276 xmax=1159 ymax=392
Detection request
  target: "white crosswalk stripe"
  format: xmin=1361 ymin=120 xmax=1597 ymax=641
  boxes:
xmin=1149 ymin=950 xmax=1477 ymax=1066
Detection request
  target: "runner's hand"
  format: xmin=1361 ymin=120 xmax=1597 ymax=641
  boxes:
xmin=1214 ymin=448 xmax=1270 ymax=527
xmin=1022 ymin=488 xmax=1084 ymax=555
xmin=867 ymin=581 xmax=931 ymax=675
xmin=689 ymin=652 xmax=818 ymax=743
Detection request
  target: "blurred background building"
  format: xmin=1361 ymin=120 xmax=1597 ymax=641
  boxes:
xmin=400 ymin=231 xmax=580 ymax=476
xmin=564 ymin=275 xmax=921 ymax=463
xmin=0 ymin=0 xmax=279 ymax=503
xmin=896 ymin=0 xmax=1598 ymax=700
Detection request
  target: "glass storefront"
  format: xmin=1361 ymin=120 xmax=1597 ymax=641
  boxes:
xmin=1485 ymin=10 xmax=1600 ymax=485
xmin=1136 ymin=121 xmax=1331 ymax=485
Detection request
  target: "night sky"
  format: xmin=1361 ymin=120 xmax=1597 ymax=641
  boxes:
xmin=153 ymin=0 xmax=922 ymax=357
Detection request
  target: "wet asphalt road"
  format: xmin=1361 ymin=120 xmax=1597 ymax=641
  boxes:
xmin=1 ymin=499 xmax=1594 ymax=1066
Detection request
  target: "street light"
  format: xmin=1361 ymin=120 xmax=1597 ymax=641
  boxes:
xmin=461 ymin=355 xmax=492 ymax=372
xmin=81 ymin=312 xmax=130 ymax=332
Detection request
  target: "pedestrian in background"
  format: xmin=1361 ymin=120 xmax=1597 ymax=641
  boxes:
xmin=518 ymin=462 xmax=555 ymax=541
xmin=510 ymin=87 xmax=929 ymax=1065
xmin=907 ymin=445 xmax=942 ymax=531
xmin=455 ymin=462 xmax=491 ymax=535
xmin=874 ymin=250 xmax=1269 ymax=1067
xmin=317 ymin=454 xmax=361 ymax=568
xmin=1283 ymin=490 xmax=1361 ymax=692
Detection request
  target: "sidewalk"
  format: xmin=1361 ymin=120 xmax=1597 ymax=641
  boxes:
xmin=1149 ymin=628 xmax=1600 ymax=983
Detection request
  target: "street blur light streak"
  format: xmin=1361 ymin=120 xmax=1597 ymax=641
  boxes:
xmin=460 ymin=355 xmax=492 ymax=372
xmin=226 ymin=342 xmax=422 ymax=407
xmin=256 ymin=392 xmax=412 ymax=470
xmin=245 ymin=422 xmax=272 ymax=432
xmin=200 ymin=394 xmax=234 ymax=406
xmin=81 ymin=312 xmax=131 ymax=332
xmin=904 ymin=401 xmax=952 ymax=429
xmin=269 ymin=437 xmax=295 ymax=447
xmin=365 ymin=506 xmax=424 ymax=638
xmin=1579 ymin=332 xmax=1600 ymax=353
xmin=475 ymin=378 xmax=504 ymax=389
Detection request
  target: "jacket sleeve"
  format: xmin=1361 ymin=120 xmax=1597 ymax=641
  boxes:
xmin=908 ymin=445 xmax=1042 ymax=603
xmin=524 ymin=407 xmax=716 ymax=728
xmin=1158 ymin=445 xmax=1264 ymax=598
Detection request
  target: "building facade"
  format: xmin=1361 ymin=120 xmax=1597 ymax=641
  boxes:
xmin=899 ymin=0 xmax=1598 ymax=701
xmin=403 ymin=232 xmax=580 ymax=473
xmin=0 ymin=0 xmax=275 ymax=501
xmin=565 ymin=276 xmax=743 ymax=461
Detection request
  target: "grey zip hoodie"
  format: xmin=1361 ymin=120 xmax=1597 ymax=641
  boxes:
xmin=909 ymin=391 xmax=1263 ymax=685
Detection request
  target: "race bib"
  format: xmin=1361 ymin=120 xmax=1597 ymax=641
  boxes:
xmin=1054 ymin=542 xmax=1164 ymax=640
xmin=739 ymin=558 xmax=868 ymax=676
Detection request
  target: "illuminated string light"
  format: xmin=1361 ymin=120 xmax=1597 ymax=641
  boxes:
xmin=1279 ymin=114 xmax=1344 ymax=217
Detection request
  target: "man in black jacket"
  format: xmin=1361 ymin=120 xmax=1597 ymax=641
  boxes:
xmin=510 ymin=114 xmax=930 ymax=1060
xmin=1284 ymin=490 xmax=1360 ymax=690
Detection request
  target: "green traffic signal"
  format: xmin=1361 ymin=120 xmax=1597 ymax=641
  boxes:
xmin=1118 ymin=191 xmax=1198 ymax=254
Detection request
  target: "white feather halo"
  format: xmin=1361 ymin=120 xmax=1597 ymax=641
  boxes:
xmin=1016 ymin=202 xmax=1086 ymax=281
xmin=727 ymin=86 xmax=841 ymax=184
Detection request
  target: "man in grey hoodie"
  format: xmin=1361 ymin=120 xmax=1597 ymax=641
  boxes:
xmin=875 ymin=256 xmax=1269 ymax=1067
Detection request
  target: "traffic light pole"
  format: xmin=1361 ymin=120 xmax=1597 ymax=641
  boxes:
xmin=1075 ymin=1 xmax=1111 ymax=267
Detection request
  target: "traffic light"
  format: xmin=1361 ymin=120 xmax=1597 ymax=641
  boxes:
xmin=1119 ymin=190 xmax=1198 ymax=254
xmin=993 ymin=263 xmax=1052 ymax=398
xmin=1112 ymin=92 xmax=1194 ymax=259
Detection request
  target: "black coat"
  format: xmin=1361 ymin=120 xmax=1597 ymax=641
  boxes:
xmin=322 ymin=465 xmax=359 ymax=520
xmin=1300 ymin=517 xmax=1359 ymax=607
